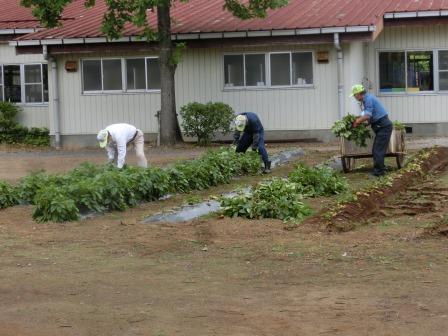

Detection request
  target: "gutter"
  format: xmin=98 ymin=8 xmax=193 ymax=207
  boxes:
xmin=334 ymin=33 xmax=344 ymax=120
xmin=9 ymin=25 xmax=376 ymax=46
xmin=42 ymin=45 xmax=61 ymax=149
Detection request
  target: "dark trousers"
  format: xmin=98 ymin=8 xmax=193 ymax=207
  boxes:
xmin=236 ymin=131 xmax=269 ymax=165
xmin=371 ymin=116 xmax=393 ymax=176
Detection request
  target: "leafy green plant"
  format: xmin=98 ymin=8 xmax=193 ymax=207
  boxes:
xmin=393 ymin=120 xmax=406 ymax=131
xmin=32 ymin=186 xmax=79 ymax=223
xmin=0 ymin=101 xmax=49 ymax=146
xmin=331 ymin=114 xmax=371 ymax=147
xmin=180 ymin=102 xmax=234 ymax=146
xmin=221 ymin=178 xmax=312 ymax=221
xmin=0 ymin=181 xmax=20 ymax=208
xmin=288 ymin=163 xmax=349 ymax=197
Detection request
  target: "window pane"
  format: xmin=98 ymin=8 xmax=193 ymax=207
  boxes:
xmin=439 ymin=72 xmax=448 ymax=91
xmin=43 ymin=64 xmax=48 ymax=102
xmin=25 ymin=84 xmax=42 ymax=103
xmin=224 ymin=55 xmax=244 ymax=87
xmin=245 ymin=54 xmax=265 ymax=86
xmin=439 ymin=51 xmax=448 ymax=70
xmin=4 ymin=65 xmax=21 ymax=102
xmin=270 ymin=53 xmax=291 ymax=86
xmin=292 ymin=52 xmax=313 ymax=85
xmin=126 ymin=58 xmax=145 ymax=90
xmin=25 ymin=64 xmax=41 ymax=83
xmin=146 ymin=58 xmax=161 ymax=90
xmin=103 ymin=59 xmax=122 ymax=90
xmin=379 ymin=52 xmax=405 ymax=93
xmin=407 ymin=51 xmax=433 ymax=92
xmin=0 ymin=86 xmax=3 ymax=101
xmin=83 ymin=60 xmax=102 ymax=91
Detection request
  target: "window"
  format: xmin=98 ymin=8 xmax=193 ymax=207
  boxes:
xmin=146 ymin=58 xmax=161 ymax=90
xmin=224 ymin=51 xmax=313 ymax=88
xmin=0 ymin=63 xmax=48 ymax=104
xmin=24 ymin=64 xmax=48 ymax=103
xmin=379 ymin=50 xmax=434 ymax=93
xmin=82 ymin=57 xmax=161 ymax=93
xmin=224 ymin=55 xmax=244 ymax=87
xmin=4 ymin=65 xmax=21 ymax=102
xmin=245 ymin=54 xmax=265 ymax=86
xmin=438 ymin=50 xmax=448 ymax=91
xmin=407 ymin=51 xmax=433 ymax=92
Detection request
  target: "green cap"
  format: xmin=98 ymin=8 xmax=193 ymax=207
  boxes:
xmin=350 ymin=84 xmax=365 ymax=97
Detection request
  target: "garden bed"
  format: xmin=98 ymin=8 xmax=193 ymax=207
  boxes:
xmin=312 ymin=147 xmax=448 ymax=232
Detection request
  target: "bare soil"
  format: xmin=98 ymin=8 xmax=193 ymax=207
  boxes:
xmin=1 ymin=145 xmax=448 ymax=335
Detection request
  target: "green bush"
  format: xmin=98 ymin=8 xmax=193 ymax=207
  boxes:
xmin=180 ymin=102 xmax=234 ymax=146
xmin=32 ymin=186 xmax=80 ymax=223
xmin=0 ymin=101 xmax=50 ymax=146
xmin=288 ymin=163 xmax=349 ymax=197
xmin=0 ymin=181 xmax=20 ymax=209
xmin=221 ymin=178 xmax=312 ymax=221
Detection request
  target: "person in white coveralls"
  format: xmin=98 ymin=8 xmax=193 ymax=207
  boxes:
xmin=96 ymin=123 xmax=147 ymax=169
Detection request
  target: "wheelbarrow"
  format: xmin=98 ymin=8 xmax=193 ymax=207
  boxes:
xmin=340 ymin=129 xmax=406 ymax=173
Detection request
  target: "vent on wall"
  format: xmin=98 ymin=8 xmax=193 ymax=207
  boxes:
xmin=405 ymin=126 xmax=413 ymax=134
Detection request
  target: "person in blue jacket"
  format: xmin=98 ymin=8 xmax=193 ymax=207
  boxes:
xmin=233 ymin=112 xmax=271 ymax=173
xmin=351 ymin=84 xmax=393 ymax=177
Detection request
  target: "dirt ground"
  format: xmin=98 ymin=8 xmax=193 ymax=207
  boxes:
xmin=1 ymin=142 xmax=448 ymax=335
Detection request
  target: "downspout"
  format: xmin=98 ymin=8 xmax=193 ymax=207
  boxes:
xmin=334 ymin=33 xmax=344 ymax=119
xmin=43 ymin=45 xmax=61 ymax=149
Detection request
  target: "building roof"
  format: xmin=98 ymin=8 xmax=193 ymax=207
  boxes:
xmin=7 ymin=0 xmax=448 ymax=43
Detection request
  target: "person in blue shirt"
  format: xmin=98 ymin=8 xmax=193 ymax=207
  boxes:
xmin=233 ymin=112 xmax=271 ymax=173
xmin=351 ymin=84 xmax=393 ymax=177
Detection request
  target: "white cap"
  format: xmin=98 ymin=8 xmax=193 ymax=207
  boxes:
xmin=235 ymin=115 xmax=247 ymax=132
xmin=97 ymin=129 xmax=109 ymax=148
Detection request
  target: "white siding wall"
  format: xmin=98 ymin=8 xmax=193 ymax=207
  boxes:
xmin=53 ymin=53 xmax=161 ymax=135
xmin=176 ymin=46 xmax=338 ymax=131
xmin=367 ymin=25 xmax=448 ymax=123
xmin=52 ymin=44 xmax=339 ymax=136
xmin=0 ymin=43 xmax=49 ymax=128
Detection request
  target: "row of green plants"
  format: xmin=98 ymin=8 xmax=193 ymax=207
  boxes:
xmin=331 ymin=114 xmax=406 ymax=147
xmin=0 ymin=149 xmax=261 ymax=222
xmin=220 ymin=163 xmax=349 ymax=222
xmin=0 ymin=101 xmax=50 ymax=146
xmin=323 ymin=149 xmax=431 ymax=220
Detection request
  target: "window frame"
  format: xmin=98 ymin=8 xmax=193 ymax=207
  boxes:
xmin=0 ymin=63 xmax=48 ymax=105
xmin=81 ymin=56 xmax=161 ymax=94
xmin=223 ymin=50 xmax=314 ymax=90
xmin=377 ymin=48 xmax=441 ymax=96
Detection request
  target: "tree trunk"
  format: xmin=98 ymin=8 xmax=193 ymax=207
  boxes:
xmin=157 ymin=3 xmax=183 ymax=145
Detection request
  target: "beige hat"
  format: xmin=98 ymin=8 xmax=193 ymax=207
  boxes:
xmin=235 ymin=115 xmax=247 ymax=132
xmin=97 ymin=129 xmax=109 ymax=148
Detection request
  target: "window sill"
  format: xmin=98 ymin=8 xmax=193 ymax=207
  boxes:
xmin=82 ymin=90 xmax=161 ymax=95
xmin=17 ymin=103 xmax=49 ymax=107
xmin=378 ymin=92 xmax=447 ymax=97
xmin=223 ymin=85 xmax=314 ymax=92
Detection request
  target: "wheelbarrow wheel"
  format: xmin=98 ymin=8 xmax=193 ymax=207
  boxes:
xmin=396 ymin=154 xmax=405 ymax=169
xmin=341 ymin=156 xmax=355 ymax=173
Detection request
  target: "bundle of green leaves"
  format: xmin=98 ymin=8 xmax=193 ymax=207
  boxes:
xmin=288 ymin=163 xmax=349 ymax=197
xmin=221 ymin=178 xmax=312 ymax=222
xmin=331 ymin=114 xmax=371 ymax=147
xmin=393 ymin=121 xmax=406 ymax=131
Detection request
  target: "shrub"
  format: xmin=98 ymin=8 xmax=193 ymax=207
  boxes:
xmin=32 ymin=186 xmax=79 ymax=223
xmin=288 ymin=163 xmax=349 ymax=197
xmin=0 ymin=101 xmax=50 ymax=146
xmin=180 ymin=102 xmax=234 ymax=146
xmin=0 ymin=181 xmax=20 ymax=208
xmin=221 ymin=178 xmax=312 ymax=221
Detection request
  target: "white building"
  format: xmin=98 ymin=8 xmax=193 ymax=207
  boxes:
xmin=2 ymin=0 xmax=448 ymax=146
